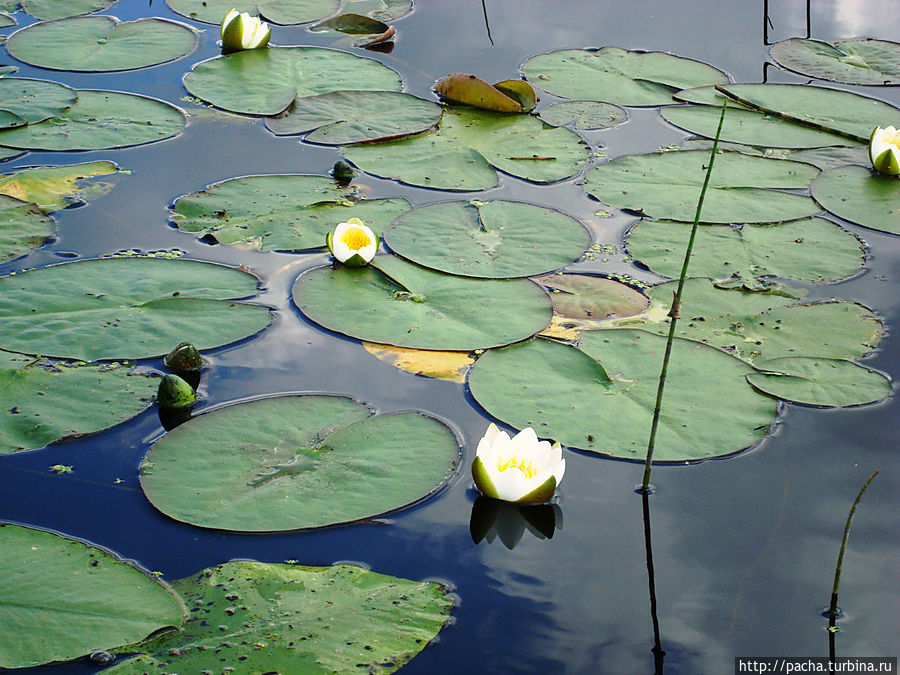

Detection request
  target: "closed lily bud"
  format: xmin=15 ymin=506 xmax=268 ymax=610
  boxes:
xmin=869 ymin=126 xmax=900 ymax=177
xmin=220 ymin=8 xmax=271 ymax=52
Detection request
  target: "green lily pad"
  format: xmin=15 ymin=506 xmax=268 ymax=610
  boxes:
xmin=0 ymin=90 xmax=186 ymax=151
xmin=0 ymin=257 xmax=272 ymax=361
xmin=0 ymin=77 xmax=77 ymax=127
xmin=538 ymin=100 xmax=627 ymax=130
xmin=0 ymin=351 xmax=158 ymax=454
xmin=6 ymin=16 xmax=198 ymax=72
xmin=292 ymin=255 xmax=552 ymax=350
xmin=19 ymin=0 xmax=114 ymax=20
xmin=184 ymin=46 xmax=402 ymax=116
xmin=167 ymin=0 xmax=340 ymax=25
xmin=0 ymin=11 xmax=14 ymax=26
xmin=105 ymin=561 xmax=452 ymax=674
xmin=468 ymin=329 xmax=776 ymax=460
xmin=0 ymin=522 xmax=184 ymax=669
xmin=171 ymin=174 xmax=410 ymax=250
xmin=627 ymin=278 xmax=884 ymax=364
xmin=626 ymin=217 xmax=865 ymax=284
xmin=746 ymin=357 xmax=892 ymax=407
xmin=313 ymin=12 xmax=388 ymax=34
xmin=383 ymin=200 xmax=590 ymax=278
xmin=584 ymin=150 xmax=821 ymax=223
xmin=672 ymin=83 xmax=900 ymax=144
xmin=140 ymin=396 xmax=460 ymax=531
xmin=811 ymin=165 xmax=900 ymax=236
xmin=521 ymin=47 xmax=729 ymax=107
xmin=343 ymin=107 xmax=591 ymax=191
xmin=770 ymin=38 xmax=900 ymax=86
xmin=0 ymin=194 xmax=53 ymax=263
xmin=0 ymin=160 xmax=118 ymax=212
xmin=265 ymin=90 xmax=442 ymax=144
xmin=341 ymin=0 xmax=411 ymax=21
xmin=534 ymin=273 xmax=649 ymax=320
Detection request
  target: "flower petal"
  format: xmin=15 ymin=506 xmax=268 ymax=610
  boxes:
xmin=515 ymin=475 xmax=557 ymax=504
xmin=472 ymin=456 xmax=500 ymax=499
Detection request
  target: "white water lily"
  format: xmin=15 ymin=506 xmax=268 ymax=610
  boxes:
xmin=326 ymin=217 xmax=379 ymax=267
xmin=472 ymin=423 xmax=565 ymax=503
xmin=220 ymin=9 xmax=271 ymax=52
xmin=869 ymin=126 xmax=900 ymax=177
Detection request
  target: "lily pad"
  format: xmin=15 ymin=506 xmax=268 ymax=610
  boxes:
xmin=0 ymin=11 xmax=14 ymax=26
xmin=383 ymin=200 xmax=590 ymax=278
xmin=0 ymin=257 xmax=272 ymax=361
xmin=0 ymin=90 xmax=186 ymax=151
xmin=539 ymin=100 xmax=627 ymax=130
xmin=673 ymin=83 xmax=900 ymax=144
xmin=292 ymin=255 xmax=552 ymax=350
xmin=770 ymin=38 xmax=900 ymax=86
xmin=746 ymin=357 xmax=892 ymax=407
xmin=0 ymin=77 xmax=77 ymax=127
xmin=6 ymin=17 xmax=197 ymax=72
xmin=313 ymin=12 xmax=389 ymax=34
xmin=265 ymin=90 xmax=442 ymax=144
xmin=468 ymin=329 xmax=777 ymax=460
xmin=811 ymin=165 xmax=900 ymax=236
xmin=140 ymin=396 xmax=460 ymax=531
xmin=183 ymin=46 xmax=402 ymax=116
xmin=0 ymin=193 xmax=54 ymax=263
xmin=341 ymin=0 xmax=411 ymax=22
xmin=628 ymin=278 xmax=884 ymax=364
xmin=0 ymin=160 xmax=118 ymax=212
xmin=0 ymin=522 xmax=184 ymax=669
xmin=105 ymin=561 xmax=452 ymax=674
xmin=584 ymin=150 xmax=821 ymax=223
xmin=362 ymin=342 xmax=474 ymax=382
xmin=521 ymin=47 xmax=729 ymax=107
xmin=343 ymin=106 xmax=591 ymax=191
xmin=167 ymin=0 xmax=340 ymax=25
xmin=171 ymin=174 xmax=410 ymax=250
xmin=434 ymin=73 xmax=533 ymax=113
xmin=534 ymin=273 xmax=649 ymax=320
xmin=19 ymin=0 xmax=114 ymax=20
xmin=626 ymin=217 xmax=865 ymax=284
xmin=0 ymin=351 xmax=158 ymax=454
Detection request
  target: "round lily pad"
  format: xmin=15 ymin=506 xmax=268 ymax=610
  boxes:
xmin=811 ymin=165 xmax=900 ymax=236
xmin=166 ymin=0 xmax=340 ymax=25
xmin=521 ymin=47 xmax=729 ymax=107
xmin=538 ymin=100 xmax=627 ymax=130
xmin=171 ymin=174 xmax=410 ymax=250
xmin=383 ymin=200 xmax=590 ymax=278
xmin=746 ymin=357 xmax=892 ymax=408
xmin=0 ymin=77 xmax=77 ymax=128
xmin=6 ymin=16 xmax=197 ymax=72
xmin=626 ymin=217 xmax=865 ymax=284
xmin=183 ymin=46 xmax=403 ymax=116
xmin=770 ymin=38 xmax=900 ymax=86
xmin=140 ymin=396 xmax=460 ymax=531
xmin=292 ymin=255 xmax=552 ymax=350
xmin=468 ymin=329 xmax=777 ymax=461
xmin=0 ymin=257 xmax=273 ymax=361
xmin=265 ymin=90 xmax=442 ymax=144
xmin=0 ymin=522 xmax=184 ymax=669
xmin=673 ymin=83 xmax=900 ymax=144
xmin=584 ymin=150 xmax=821 ymax=223
xmin=19 ymin=0 xmax=114 ymax=20
xmin=103 ymin=561 xmax=452 ymax=674
xmin=343 ymin=106 xmax=591 ymax=191
xmin=0 ymin=193 xmax=54 ymax=263
xmin=0 ymin=90 xmax=185 ymax=151
xmin=0 ymin=351 xmax=157 ymax=454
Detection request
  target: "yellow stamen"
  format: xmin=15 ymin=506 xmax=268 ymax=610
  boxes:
xmin=496 ymin=455 xmax=539 ymax=480
xmin=340 ymin=226 xmax=372 ymax=252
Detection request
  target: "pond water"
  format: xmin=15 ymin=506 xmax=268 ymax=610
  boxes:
xmin=1 ymin=0 xmax=898 ymax=673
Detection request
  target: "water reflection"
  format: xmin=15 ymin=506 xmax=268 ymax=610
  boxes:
xmin=469 ymin=496 xmax=563 ymax=550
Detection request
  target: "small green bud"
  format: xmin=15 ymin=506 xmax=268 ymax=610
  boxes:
xmin=332 ymin=160 xmax=355 ymax=182
xmin=157 ymin=374 xmax=196 ymax=408
xmin=164 ymin=342 xmax=203 ymax=372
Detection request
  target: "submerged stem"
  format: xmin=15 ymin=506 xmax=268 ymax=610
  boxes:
xmin=640 ymin=100 xmax=727 ymax=492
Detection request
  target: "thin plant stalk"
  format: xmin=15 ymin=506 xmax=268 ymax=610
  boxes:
xmin=642 ymin=491 xmax=666 ymax=673
xmin=828 ymin=470 xmax=879 ymax=628
xmin=640 ymin=100 xmax=728 ymax=492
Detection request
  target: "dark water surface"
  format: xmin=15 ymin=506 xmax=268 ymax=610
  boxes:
xmin=1 ymin=1 xmax=898 ymax=673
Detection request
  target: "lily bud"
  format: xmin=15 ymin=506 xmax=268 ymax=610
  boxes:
xmin=869 ymin=126 xmax=900 ymax=177
xmin=220 ymin=8 xmax=271 ymax=52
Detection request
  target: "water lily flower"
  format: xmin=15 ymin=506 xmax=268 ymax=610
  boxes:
xmin=326 ymin=217 xmax=379 ymax=267
xmin=220 ymin=9 xmax=271 ymax=52
xmin=472 ymin=423 xmax=565 ymax=504
xmin=869 ymin=126 xmax=900 ymax=177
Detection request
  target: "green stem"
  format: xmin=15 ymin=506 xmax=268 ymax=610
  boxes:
xmin=828 ymin=470 xmax=879 ymax=628
xmin=640 ymin=100 xmax=728 ymax=492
